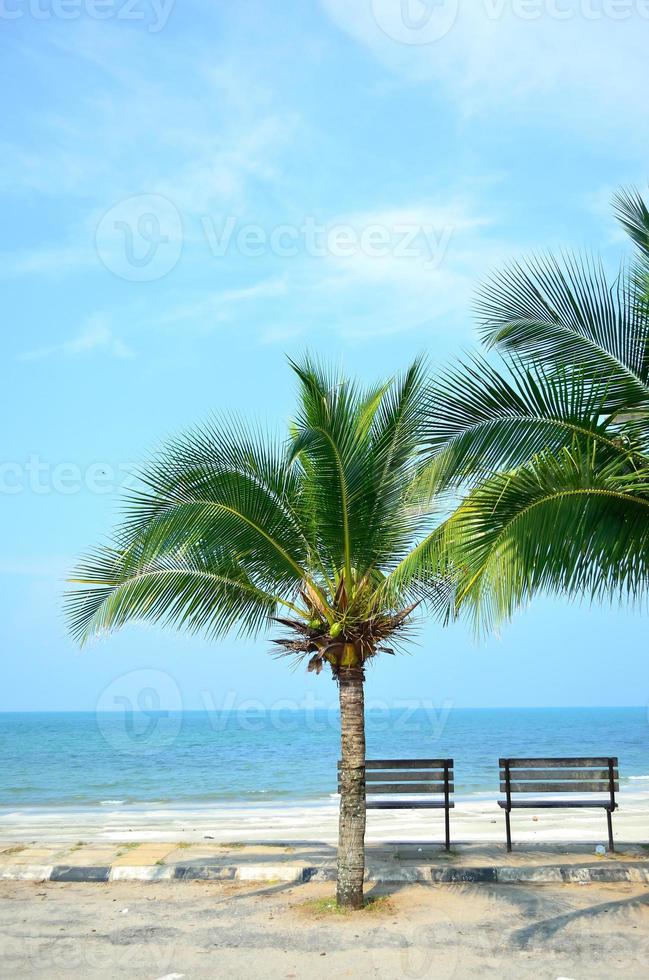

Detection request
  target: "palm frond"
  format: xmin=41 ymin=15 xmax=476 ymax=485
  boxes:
xmin=612 ymin=185 xmax=649 ymax=307
xmin=288 ymin=356 xmax=438 ymax=595
xmin=613 ymin=186 xmax=649 ymax=260
xmin=444 ymin=445 xmax=649 ymax=633
xmin=423 ymin=354 xmax=635 ymax=487
xmin=66 ymin=543 xmax=282 ymax=645
xmin=476 ymin=252 xmax=649 ymax=402
xmin=427 ymin=189 xmax=649 ymax=630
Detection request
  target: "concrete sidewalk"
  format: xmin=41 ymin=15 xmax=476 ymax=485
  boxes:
xmin=2 ymin=839 xmax=649 ymax=884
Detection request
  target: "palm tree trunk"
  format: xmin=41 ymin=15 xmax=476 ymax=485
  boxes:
xmin=336 ymin=663 xmax=366 ymax=909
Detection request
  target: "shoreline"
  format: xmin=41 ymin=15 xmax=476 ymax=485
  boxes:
xmin=2 ymin=791 xmax=648 ymax=846
xmin=2 ymin=782 xmax=648 ymax=811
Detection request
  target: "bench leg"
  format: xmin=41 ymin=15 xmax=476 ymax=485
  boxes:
xmin=606 ymin=809 xmax=614 ymax=853
xmin=505 ymin=809 xmax=512 ymax=852
xmin=445 ymin=806 xmax=450 ymax=852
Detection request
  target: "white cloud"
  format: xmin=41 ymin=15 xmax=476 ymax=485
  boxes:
xmin=0 ymin=30 xmax=301 ymax=293
xmin=142 ymin=199 xmax=517 ymax=343
xmin=284 ymin=198 xmax=515 ymax=339
xmin=152 ymin=113 xmax=300 ymax=217
xmin=1 ymin=28 xmax=299 ymax=217
xmin=321 ymin=0 xmax=649 ymax=137
xmin=18 ymin=316 xmax=134 ymax=362
xmin=158 ymin=276 xmax=289 ymax=328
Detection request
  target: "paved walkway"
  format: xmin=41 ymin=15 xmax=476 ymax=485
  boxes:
xmin=2 ymin=840 xmax=648 ymax=883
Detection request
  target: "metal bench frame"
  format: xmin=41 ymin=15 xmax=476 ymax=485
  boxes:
xmin=338 ymin=758 xmax=454 ymax=851
xmin=498 ymin=756 xmax=619 ymax=852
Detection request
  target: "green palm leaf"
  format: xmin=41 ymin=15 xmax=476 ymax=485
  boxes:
xmin=66 ymin=356 xmax=451 ymax=647
xmin=443 ymin=446 xmax=649 ymax=633
xmin=476 ymin=252 xmax=649 ymax=404
xmin=424 ymin=354 xmax=631 ymax=487
xmin=430 ymin=185 xmax=649 ymax=629
xmin=66 ymin=544 xmax=282 ymax=643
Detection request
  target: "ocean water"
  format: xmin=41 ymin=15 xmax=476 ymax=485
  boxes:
xmin=0 ymin=707 xmax=647 ymax=808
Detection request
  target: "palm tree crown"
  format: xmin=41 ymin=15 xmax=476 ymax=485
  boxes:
xmin=424 ymin=187 xmax=649 ymax=631
xmin=66 ymin=355 xmax=445 ymax=675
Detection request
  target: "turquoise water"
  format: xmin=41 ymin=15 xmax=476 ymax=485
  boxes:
xmin=0 ymin=708 xmax=647 ymax=807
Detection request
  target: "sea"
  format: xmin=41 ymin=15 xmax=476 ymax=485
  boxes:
xmin=0 ymin=707 xmax=647 ymax=809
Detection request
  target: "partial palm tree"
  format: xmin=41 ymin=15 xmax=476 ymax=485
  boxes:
xmin=421 ymin=187 xmax=649 ymax=631
xmin=65 ymin=357 xmax=448 ymax=909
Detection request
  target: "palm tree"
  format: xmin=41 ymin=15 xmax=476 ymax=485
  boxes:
xmin=422 ymin=187 xmax=649 ymax=631
xmin=65 ymin=357 xmax=448 ymax=909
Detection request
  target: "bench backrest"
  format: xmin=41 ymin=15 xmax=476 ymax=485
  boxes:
xmin=338 ymin=759 xmax=454 ymax=798
xmin=499 ymin=757 xmax=619 ymax=803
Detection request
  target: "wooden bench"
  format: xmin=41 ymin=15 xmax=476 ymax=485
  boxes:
xmin=339 ymin=758 xmax=454 ymax=851
xmin=498 ymin=757 xmax=619 ymax=852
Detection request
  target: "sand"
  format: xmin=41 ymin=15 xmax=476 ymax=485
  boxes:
xmin=1 ymin=791 xmax=648 ymax=848
xmin=1 ymin=876 xmax=648 ymax=978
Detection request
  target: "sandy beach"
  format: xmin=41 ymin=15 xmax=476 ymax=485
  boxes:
xmin=2 ymin=877 xmax=649 ymax=978
xmin=2 ymin=791 xmax=647 ymax=848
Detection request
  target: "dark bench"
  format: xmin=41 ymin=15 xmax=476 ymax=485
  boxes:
xmin=339 ymin=758 xmax=454 ymax=850
xmin=498 ymin=757 xmax=619 ymax=852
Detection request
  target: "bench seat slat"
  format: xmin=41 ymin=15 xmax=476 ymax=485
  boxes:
xmin=366 ymin=770 xmax=448 ymax=782
xmin=500 ymin=768 xmax=617 ymax=781
xmin=367 ymin=801 xmax=454 ymax=809
xmin=358 ymin=759 xmax=452 ymax=770
xmin=355 ymin=783 xmax=454 ymax=794
xmin=498 ymin=800 xmax=617 ymax=809
xmin=499 ymin=757 xmax=616 ymax=768
xmin=500 ymin=780 xmax=618 ymax=793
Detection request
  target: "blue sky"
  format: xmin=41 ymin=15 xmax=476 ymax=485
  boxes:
xmin=1 ymin=1 xmax=648 ymax=711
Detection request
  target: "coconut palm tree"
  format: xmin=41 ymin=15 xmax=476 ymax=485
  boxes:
xmin=65 ymin=357 xmax=448 ymax=909
xmin=421 ymin=187 xmax=649 ymax=631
